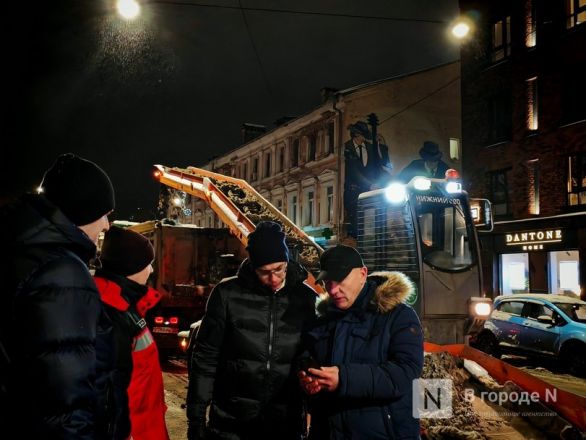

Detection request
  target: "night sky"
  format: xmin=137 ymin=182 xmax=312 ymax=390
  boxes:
xmin=4 ymin=0 xmax=459 ymax=219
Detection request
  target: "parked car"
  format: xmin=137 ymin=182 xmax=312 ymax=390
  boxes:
xmin=473 ymin=294 xmax=586 ymax=376
xmin=177 ymin=320 xmax=201 ymax=371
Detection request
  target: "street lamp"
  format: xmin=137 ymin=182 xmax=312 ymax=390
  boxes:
xmin=117 ymin=0 xmax=140 ymax=20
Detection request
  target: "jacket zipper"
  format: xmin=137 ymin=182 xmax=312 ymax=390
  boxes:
xmin=267 ymin=294 xmax=275 ymax=371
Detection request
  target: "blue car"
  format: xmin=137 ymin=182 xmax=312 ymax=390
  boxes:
xmin=474 ymin=294 xmax=586 ymax=377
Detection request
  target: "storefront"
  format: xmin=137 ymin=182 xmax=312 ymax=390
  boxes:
xmin=480 ymin=213 xmax=586 ymax=300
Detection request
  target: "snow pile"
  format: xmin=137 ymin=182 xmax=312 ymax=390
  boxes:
xmin=421 ymin=352 xmax=504 ymax=439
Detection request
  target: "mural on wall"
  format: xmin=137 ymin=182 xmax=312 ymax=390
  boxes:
xmin=343 ymin=113 xmax=392 ymax=238
xmin=396 ymin=140 xmax=450 ymax=183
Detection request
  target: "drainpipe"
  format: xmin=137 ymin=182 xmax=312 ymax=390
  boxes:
xmin=332 ymin=93 xmax=344 ymax=243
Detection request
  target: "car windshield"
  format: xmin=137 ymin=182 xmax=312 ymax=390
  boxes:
xmin=553 ymin=302 xmax=586 ymax=323
xmin=413 ymin=192 xmax=476 ymax=272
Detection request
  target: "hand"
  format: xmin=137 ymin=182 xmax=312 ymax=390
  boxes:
xmin=298 ymin=370 xmax=323 ymax=395
xmin=299 ymin=366 xmax=340 ymax=393
xmin=308 ymin=366 xmax=339 ymax=392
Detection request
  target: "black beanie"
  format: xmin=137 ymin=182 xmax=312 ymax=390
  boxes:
xmin=41 ymin=153 xmax=115 ymax=226
xmin=246 ymin=221 xmax=289 ymax=269
xmin=100 ymin=226 xmax=155 ymax=276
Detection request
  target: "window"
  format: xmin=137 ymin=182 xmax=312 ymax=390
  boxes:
xmin=497 ymin=301 xmax=524 ymax=315
xmin=291 ymin=139 xmax=299 ymax=167
xmin=304 ymin=190 xmax=314 ymax=226
xmin=567 ymin=153 xmax=586 ymax=206
xmin=527 ymin=159 xmax=540 ymax=215
xmin=288 ymin=194 xmax=298 ymax=224
xmin=526 ymin=77 xmax=538 ymax=131
xmin=308 ymin=135 xmax=317 ymax=162
xmin=278 ymin=147 xmax=284 ymax=173
xmin=560 ymin=65 xmax=586 ymax=124
xmin=566 ymin=0 xmax=586 ymax=29
xmin=491 ymin=16 xmax=511 ymax=62
xmin=488 ymin=93 xmax=512 ymax=143
xmin=275 ymin=198 xmax=283 ymax=212
xmin=328 ymin=122 xmax=335 ymax=154
xmin=549 ymin=251 xmax=580 ymax=295
xmin=242 ymin=162 xmax=248 ymax=181
xmin=488 ymin=169 xmax=510 ymax=217
xmin=449 ymin=138 xmax=460 ymax=161
xmin=524 ymin=0 xmax=536 ymax=47
xmin=264 ymin=152 xmax=271 ymax=178
xmin=501 ymin=253 xmax=529 ymax=294
xmin=326 ymin=186 xmax=334 ymax=222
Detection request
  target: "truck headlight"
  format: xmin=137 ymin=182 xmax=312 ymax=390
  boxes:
xmin=469 ymin=297 xmax=492 ymax=317
xmin=385 ymin=182 xmax=407 ymax=204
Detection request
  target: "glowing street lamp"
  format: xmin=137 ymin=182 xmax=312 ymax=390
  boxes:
xmin=117 ymin=0 xmax=141 ymax=20
xmin=452 ymin=22 xmax=470 ymax=39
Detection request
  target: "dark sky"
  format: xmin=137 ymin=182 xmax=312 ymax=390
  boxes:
xmin=4 ymin=0 xmax=459 ymax=219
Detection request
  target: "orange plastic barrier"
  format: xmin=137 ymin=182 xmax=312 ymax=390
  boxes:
xmin=424 ymin=342 xmax=586 ymax=432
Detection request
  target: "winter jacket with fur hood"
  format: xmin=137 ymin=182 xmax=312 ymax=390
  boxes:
xmin=186 ymin=259 xmax=317 ymax=440
xmin=304 ymin=271 xmax=424 ymax=440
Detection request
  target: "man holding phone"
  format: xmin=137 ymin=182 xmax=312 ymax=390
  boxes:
xmin=299 ymin=245 xmax=424 ymax=439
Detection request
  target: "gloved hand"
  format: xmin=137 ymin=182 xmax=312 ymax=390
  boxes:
xmin=187 ymin=421 xmax=207 ymax=440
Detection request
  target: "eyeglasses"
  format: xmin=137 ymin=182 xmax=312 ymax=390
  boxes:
xmin=256 ymin=264 xmax=287 ymax=279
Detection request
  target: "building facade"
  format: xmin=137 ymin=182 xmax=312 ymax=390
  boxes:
xmin=459 ymin=0 xmax=586 ymax=299
xmin=173 ymin=61 xmax=462 ymax=247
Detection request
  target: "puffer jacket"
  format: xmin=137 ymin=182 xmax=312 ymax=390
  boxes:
xmin=186 ymin=259 xmax=317 ymax=439
xmin=305 ymin=271 xmax=424 ymax=440
xmin=0 ymin=194 xmax=111 ymax=439
xmin=94 ymin=271 xmax=170 ymax=440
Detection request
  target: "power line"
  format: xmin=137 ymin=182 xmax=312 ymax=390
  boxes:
xmin=378 ymin=76 xmax=460 ymax=126
xmin=237 ymin=0 xmax=275 ymax=106
xmin=150 ymin=1 xmax=447 ymax=24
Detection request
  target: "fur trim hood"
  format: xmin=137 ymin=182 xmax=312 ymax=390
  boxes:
xmin=369 ymin=271 xmax=415 ymax=313
xmin=317 ymin=271 xmax=414 ymax=315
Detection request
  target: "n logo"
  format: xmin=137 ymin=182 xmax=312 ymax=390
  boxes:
xmin=412 ymin=379 xmax=453 ymax=419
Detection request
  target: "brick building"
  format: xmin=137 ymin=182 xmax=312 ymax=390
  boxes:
xmin=459 ymin=0 xmax=586 ymax=298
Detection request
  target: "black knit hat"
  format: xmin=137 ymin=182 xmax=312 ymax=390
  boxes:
xmin=246 ymin=221 xmax=289 ymax=269
xmin=41 ymin=153 xmax=115 ymax=226
xmin=100 ymin=226 xmax=155 ymax=276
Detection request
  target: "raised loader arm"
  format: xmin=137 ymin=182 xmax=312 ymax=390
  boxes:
xmin=153 ymin=164 xmax=324 ymax=292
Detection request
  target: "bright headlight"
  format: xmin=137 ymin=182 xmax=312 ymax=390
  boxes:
xmin=474 ymin=302 xmax=492 ymax=317
xmin=413 ymin=177 xmax=431 ymax=190
xmin=385 ymin=182 xmax=407 ymax=204
xmin=446 ymin=181 xmax=462 ymax=194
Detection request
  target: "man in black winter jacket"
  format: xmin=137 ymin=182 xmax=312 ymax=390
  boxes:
xmin=0 ymin=154 xmax=115 ymax=439
xmin=186 ymin=221 xmax=317 ymax=440
xmin=299 ymin=245 xmax=424 ymax=439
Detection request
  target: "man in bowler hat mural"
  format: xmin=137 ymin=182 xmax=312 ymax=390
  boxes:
xmin=397 ymin=141 xmax=450 ymax=183
xmin=343 ymin=120 xmax=392 ymax=238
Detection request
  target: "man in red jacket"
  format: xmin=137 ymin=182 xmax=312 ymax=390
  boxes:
xmin=94 ymin=226 xmax=170 ymax=440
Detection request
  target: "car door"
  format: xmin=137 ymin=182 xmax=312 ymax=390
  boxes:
xmin=490 ymin=300 xmax=525 ymax=348
xmin=519 ymin=302 xmax=560 ymax=356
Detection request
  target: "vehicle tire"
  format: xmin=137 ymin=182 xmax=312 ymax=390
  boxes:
xmin=561 ymin=342 xmax=586 ymax=377
xmin=475 ymin=332 xmax=501 ymax=358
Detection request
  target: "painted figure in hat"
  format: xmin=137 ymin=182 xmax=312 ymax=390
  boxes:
xmin=343 ymin=120 xmax=392 ymax=238
xmin=298 ymin=245 xmax=423 ymax=439
xmin=0 ymin=153 xmax=115 ymax=438
xmin=186 ymin=221 xmax=317 ymax=440
xmin=94 ymin=226 xmax=170 ymax=440
xmin=397 ymin=140 xmax=450 ymax=183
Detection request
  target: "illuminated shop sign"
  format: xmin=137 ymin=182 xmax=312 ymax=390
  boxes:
xmin=506 ymin=229 xmax=562 ymax=251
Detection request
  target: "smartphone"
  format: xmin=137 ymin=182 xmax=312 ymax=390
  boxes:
xmin=299 ymin=357 xmax=321 ymax=374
